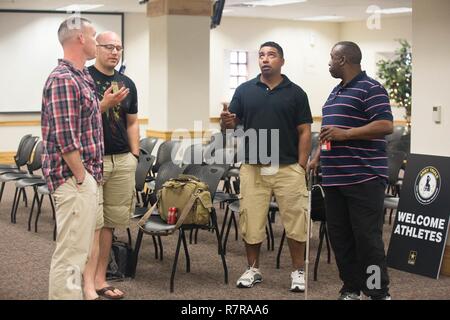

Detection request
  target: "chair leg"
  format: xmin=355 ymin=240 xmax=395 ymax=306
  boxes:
xmin=189 ymin=229 xmax=194 ymax=244
xmin=212 ymin=211 xmax=228 ymax=285
xmin=276 ymin=229 xmax=286 ymax=269
xmin=219 ymin=205 xmax=230 ymax=244
xmin=35 ymin=194 xmax=44 ymax=233
xmin=27 ymin=189 xmax=38 ymax=231
xmin=314 ymin=223 xmax=326 ymax=281
xmin=267 ymin=213 xmax=274 ymax=251
xmin=22 ymin=188 xmax=28 ymax=207
xmin=231 ymin=212 xmax=238 ymax=240
xmin=53 ymin=221 xmax=57 ymax=241
xmin=265 ymin=226 xmax=270 ymax=251
xmin=170 ymin=230 xmax=183 ymax=293
xmin=126 ymin=228 xmax=133 ymax=248
xmin=0 ymin=182 xmax=5 ymax=203
xmin=194 ymin=228 xmax=199 ymax=244
xmin=223 ymin=211 xmax=235 ymax=255
xmin=50 ymin=195 xmax=56 ymax=221
xmin=181 ymin=229 xmax=190 ymax=273
xmin=324 ymin=224 xmax=331 ymax=264
xmin=131 ymin=229 xmax=144 ymax=278
xmin=157 ymin=236 xmax=164 ymax=261
xmin=151 ymin=235 xmax=159 ymax=260
xmin=10 ymin=187 xmax=19 ymax=223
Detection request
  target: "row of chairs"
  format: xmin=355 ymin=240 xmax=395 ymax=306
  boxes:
xmin=0 ymin=135 xmax=56 ymax=239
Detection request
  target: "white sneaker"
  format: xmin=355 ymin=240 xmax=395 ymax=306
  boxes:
xmin=290 ymin=270 xmax=305 ymax=292
xmin=338 ymin=292 xmax=362 ymax=300
xmin=236 ymin=267 xmax=263 ymax=288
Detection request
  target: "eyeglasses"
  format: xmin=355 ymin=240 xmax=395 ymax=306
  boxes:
xmin=97 ymin=44 xmax=123 ymax=52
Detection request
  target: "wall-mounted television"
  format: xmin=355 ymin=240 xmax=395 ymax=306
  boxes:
xmin=211 ymin=0 xmax=226 ymax=29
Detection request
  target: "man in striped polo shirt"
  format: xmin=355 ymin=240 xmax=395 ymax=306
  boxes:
xmin=309 ymin=41 xmax=393 ymax=300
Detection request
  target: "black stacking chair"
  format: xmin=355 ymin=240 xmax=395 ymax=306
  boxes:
xmin=311 ymin=131 xmax=320 ymax=157
xmin=132 ymin=164 xmax=228 ymax=292
xmin=133 ymin=149 xmax=156 ymax=218
xmin=0 ymin=136 xmax=39 ymax=209
xmin=140 ymin=137 xmax=158 ymax=155
xmin=151 ymin=140 xmax=182 ymax=175
xmin=132 ymin=161 xmax=183 ymax=262
xmin=384 ymin=150 xmax=407 ymax=224
xmin=181 ymin=143 xmax=205 ymax=166
xmin=0 ymin=134 xmax=32 ymax=170
xmin=10 ymin=141 xmax=46 ymax=226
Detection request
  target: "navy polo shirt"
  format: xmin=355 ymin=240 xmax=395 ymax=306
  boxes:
xmin=229 ymin=74 xmax=312 ymax=165
xmin=321 ymin=71 xmax=393 ymax=186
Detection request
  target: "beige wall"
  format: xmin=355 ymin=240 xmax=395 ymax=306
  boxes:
xmin=210 ymin=17 xmax=340 ymax=118
xmin=124 ymin=13 xmax=150 ymax=120
xmin=340 ymin=16 xmax=412 ymax=120
xmin=411 ymin=0 xmax=450 ymax=160
xmin=0 ymin=14 xmax=413 ymax=151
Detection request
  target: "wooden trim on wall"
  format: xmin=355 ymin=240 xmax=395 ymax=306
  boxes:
xmin=441 ymin=245 xmax=450 ymax=277
xmin=0 ymin=152 xmax=15 ymax=164
xmin=0 ymin=120 xmax=40 ymax=127
xmin=139 ymin=118 xmax=149 ymax=126
xmin=210 ymin=117 xmax=220 ymax=124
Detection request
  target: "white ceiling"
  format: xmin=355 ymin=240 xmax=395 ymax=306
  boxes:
xmin=0 ymin=0 xmax=412 ymax=22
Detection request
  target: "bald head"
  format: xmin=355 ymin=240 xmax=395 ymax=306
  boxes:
xmin=58 ymin=17 xmax=92 ymax=45
xmin=333 ymin=41 xmax=362 ymax=65
xmin=96 ymin=31 xmax=121 ymax=45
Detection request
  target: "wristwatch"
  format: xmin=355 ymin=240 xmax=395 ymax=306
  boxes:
xmin=133 ymin=153 xmax=139 ymax=160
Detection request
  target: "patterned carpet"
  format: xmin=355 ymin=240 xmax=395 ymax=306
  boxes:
xmin=0 ymin=182 xmax=449 ymax=300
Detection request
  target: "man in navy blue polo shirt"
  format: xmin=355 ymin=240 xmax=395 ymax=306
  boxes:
xmin=309 ymin=41 xmax=393 ymax=300
xmin=221 ymin=42 xmax=312 ymax=292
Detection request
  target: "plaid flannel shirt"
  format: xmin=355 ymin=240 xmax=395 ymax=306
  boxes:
xmin=41 ymin=59 xmax=104 ymax=193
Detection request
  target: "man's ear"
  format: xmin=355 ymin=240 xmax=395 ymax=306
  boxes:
xmin=281 ymin=58 xmax=285 ymax=67
xmin=339 ymin=56 xmax=346 ymax=66
xmin=78 ymin=32 xmax=85 ymax=45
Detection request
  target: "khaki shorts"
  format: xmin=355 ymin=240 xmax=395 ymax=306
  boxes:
xmin=239 ymin=163 xmax=309 ymax=244
xmin=96 ymin=152 xmax=138 ymax=229
xmin=49 ymin=171 xmax=99 ymax=300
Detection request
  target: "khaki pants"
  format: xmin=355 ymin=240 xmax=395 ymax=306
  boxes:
xmin=239 ymin=164 xmax=309 ymax=244
xmin=98 ymin=152 xmax=137 ymax=229
xmin=48 ymin=172 xmax=99 ymax=300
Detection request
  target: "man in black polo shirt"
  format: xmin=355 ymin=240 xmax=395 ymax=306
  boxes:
xmin=309 ymin=41 xmax=393 ymax=300
xmin=221 ymin=41 xmax=312 ymax=292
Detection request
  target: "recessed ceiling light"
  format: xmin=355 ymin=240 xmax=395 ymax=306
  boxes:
xmin=366 ymin=7 xmax=412 ymax=14
xmin=298 ymin=15 xmax=344 ymax=21
xmin=243 ymin=0 xmax=307 ymax=7
xmin=56 ymin=4 xmax=105 ymax=12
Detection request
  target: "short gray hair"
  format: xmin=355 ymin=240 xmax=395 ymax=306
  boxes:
xmin=57 ymin=17 xmax=92 ymax=45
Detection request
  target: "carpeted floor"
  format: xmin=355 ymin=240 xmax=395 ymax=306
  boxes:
xmin=0 ymin=182 xmax=449 ymax=300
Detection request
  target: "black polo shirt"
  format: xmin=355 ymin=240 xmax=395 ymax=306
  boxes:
xmin=229 ymin=74 xmax=312 ymax=165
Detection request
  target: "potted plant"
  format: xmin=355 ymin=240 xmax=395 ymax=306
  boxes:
xmin=376 ymin=39 xmax=412 ymax=129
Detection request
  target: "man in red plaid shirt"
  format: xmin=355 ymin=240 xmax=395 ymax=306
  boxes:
xmin=41 ymin=17 xmax=104 ymax=300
